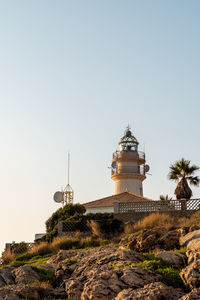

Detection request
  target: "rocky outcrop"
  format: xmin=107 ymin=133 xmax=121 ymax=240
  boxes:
xmin=180 ymin=260 xmax=200 ymax=289
xmin=0 ymin=246 xmax=189 ymax=299
xmin=63 ymin=247 xmax=161 ymax=300
xmin=155 ymin=251 xmax=186 ymax=267
xmin=66 ymin=267 xmax=161 ymax=300
xmin=129 ymin=228 xmax=180 ymax=251
xmin=115 ymin=282 xmax=185 ymax=300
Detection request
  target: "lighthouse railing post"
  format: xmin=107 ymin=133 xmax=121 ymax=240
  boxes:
xmin=114 ymin=201 xmax=120 ymax=214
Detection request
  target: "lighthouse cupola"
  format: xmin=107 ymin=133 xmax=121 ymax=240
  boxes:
xmin=111 ymin=127 xmax=147 ymax=196
xmin=119 ymin=127 xmax=139 ymax=152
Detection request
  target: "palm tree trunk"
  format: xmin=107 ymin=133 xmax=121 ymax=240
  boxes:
xmin=175 ymin=177 xmax=192 ymax=200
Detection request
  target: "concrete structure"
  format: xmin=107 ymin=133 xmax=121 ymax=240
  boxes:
xmin=83 ymin=192 xmax=151 ymax=214
xmin=111 ymin=127 xmax=147 ymax=196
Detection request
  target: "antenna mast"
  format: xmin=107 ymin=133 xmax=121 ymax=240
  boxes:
xmin=63 ymin=152 xmax=74 ymax=205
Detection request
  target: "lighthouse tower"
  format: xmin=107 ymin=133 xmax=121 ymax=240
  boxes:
xmin=111 ymin=127 xmax=147 ymax=196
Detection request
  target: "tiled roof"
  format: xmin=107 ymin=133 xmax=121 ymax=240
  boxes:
xmin=83 ymin=192 xmax=152 ymax=208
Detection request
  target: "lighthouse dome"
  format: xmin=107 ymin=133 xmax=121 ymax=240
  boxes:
xmin=119 ymin=127 xmax=139 ymax=151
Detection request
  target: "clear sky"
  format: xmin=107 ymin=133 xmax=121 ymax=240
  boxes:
xmin=0 ymin=0 xmax=200 ymax=253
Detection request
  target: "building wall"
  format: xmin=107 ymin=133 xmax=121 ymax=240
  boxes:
xmin=85 ymin=206 xmax=113 ymax=214
xmin=114 ymin=178 xmax=143 ymax=195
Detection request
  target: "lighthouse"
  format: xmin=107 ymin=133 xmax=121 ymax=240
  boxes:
xmin=111 ymin=127 xmax=147 ymax=196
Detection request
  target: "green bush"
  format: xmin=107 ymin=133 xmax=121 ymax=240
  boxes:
xmin=32 ymin=266 xmax=55 ymax=285
xmin=137 ymin=254 xmax=184 ymax=288
xmin=157 ymin=267 xmax=184 ymax=288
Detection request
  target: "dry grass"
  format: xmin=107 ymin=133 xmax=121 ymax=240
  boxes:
xmin=29 ymin=242 xmax=53 ymax=256
xmin=31 ymin=280 xmax=52 ymax=288
xmin=124 ymin=224 xmax=134 ymax=234
xmin=1 ymin=249 xmax=15 ymax=265
xmin=51 ymin=236 xmax=79 ymax=251
xmin=133 ymin=213 xmax=174 ymax=231
xmin=87 ymin=220 xmax=102 ymax=237
xmin=189 ymin=210 xmax=200 ymax=226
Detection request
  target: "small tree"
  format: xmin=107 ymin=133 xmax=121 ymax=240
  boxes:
xmin=45 ymin=203 xmax=86 ymax=241
xmin=168 ymin=158 xmax=200 ymax=199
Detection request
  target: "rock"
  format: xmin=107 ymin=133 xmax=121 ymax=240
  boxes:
xmin=0 ymin=287 xmax=21 ymax=300
xmin=129 ymin=228 xmax=180 ymax=252
xmin=180 ymin=259 xmax=200 ymax=289
xmin=0 ymin=284 xmax=67 ymax=300
xmin=47 ymin=250 xmax=76 ymax=264
xmin=180 ymin=288 xmax=200 ymax=300
xmin=12 ymin=265 xmax=40 ymax=284
xmin=55 ymin=263 xmax=72 ymax=286
xmin=115 ymin=282 xmax=185 ymax=300
xmin=66 ymin=266 xmax=161 ymax=300
xmin=189 ymin=225 xmax=200 ymax=232
xmin=155 ymin=251 xmax=186 ymax=267
xmin=186 ymin=238 xmax=200 ymax=264
xmin=180 ymin=230 xmax=200 ymax=247
xmin=159 ymin=230 xmax=180 ymax=250
xmin=0 ymin=267 xmax=15 ymax=285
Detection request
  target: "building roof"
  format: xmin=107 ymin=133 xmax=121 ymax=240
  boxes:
xmin=83 ymin=192 xmax=152 ymax=208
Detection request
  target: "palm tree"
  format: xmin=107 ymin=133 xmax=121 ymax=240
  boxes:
xmin=168 ymin=158 xmax=200 ymax=200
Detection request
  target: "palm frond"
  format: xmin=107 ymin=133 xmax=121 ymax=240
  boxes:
xmin=187 ymin=176 xmax=200 ymax=186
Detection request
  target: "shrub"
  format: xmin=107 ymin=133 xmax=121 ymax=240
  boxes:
xmin=137 ymin=254 xmax=184 ymax=288
xmin=32 ymin=266 xmax=55 ymax=285
xmin=157 ymin=267 xmax=184 ymax=288
xmin=1 ymin=249 xmax=15 ymax=265
xmin=45 ymin=203 xmax=86 ymax=241
xmin=133 ymin=213 xmax=174 ymax=231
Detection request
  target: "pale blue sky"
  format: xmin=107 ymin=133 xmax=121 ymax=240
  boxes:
xmin=0 ymin=0 xmax=200 ymax=252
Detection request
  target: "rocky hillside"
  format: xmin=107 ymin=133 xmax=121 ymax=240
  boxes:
xmin=1 ymin=225 xmax=200 ymax=299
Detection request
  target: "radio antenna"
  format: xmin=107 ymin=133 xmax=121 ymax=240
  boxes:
xmin=68 ymin=152 xmax=70 ymax=185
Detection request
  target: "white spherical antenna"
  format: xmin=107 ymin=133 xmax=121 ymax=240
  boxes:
xmin=111 ymin=161 xmax=118 ymax=169
xmin=53 ymin=191 xmax=63 ymax=203
xmin=145 ymin=165 xmax=150 ymax=173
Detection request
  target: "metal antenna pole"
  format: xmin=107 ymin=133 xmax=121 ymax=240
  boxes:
xmin=68 ymin=152 xmax=70 ymax=185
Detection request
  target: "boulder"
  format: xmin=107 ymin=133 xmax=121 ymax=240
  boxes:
xmin=180 ymin=259 xmax=200 ymax=289
xmin=155 ymin=251 xmax=186 ymax=267
xmin=179 ymin=230 xmax=200 ymax=247
xmin=0 ymin=267 xmax=15 ymax=285
xmin=115 ymin=282 xmax=185 ymax=300
xmin=186 ymin=238 xmax=200 ymax=264
xmin=12 ymin=265 xmax=40 ymax=284
xmin=129 ymin=228 xmax=180 ymax=252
